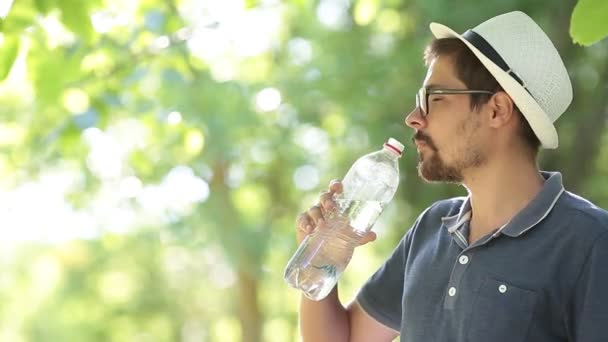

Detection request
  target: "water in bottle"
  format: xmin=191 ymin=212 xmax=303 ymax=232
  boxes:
xmin=284 ymin=137 xmax=404 ymax=300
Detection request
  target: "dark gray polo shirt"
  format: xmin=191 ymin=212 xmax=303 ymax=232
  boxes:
xmin=356 ymin=172 xmax=608 ymax=342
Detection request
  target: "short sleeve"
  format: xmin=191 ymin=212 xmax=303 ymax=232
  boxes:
xmin=355 ymin=201 xmax=451 ymax=332
xmin=355 ymin=230 xmax=412 ymax=331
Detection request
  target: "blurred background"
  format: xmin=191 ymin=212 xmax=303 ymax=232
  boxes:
xmin=0 ymin=0 xmax=606 ymax=341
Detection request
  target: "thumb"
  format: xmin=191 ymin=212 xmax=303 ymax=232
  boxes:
xmin=358 ymin=231 xmax=377 ymax=246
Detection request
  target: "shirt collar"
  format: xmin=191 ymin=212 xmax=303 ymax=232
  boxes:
xmin=441 ymin=198 xmax=472 ymax=233
xmin=442 ymin=171 xmax=565 ymax=237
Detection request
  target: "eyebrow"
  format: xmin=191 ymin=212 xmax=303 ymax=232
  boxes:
xmin=425 ymin=83 xmax=452 ymax=90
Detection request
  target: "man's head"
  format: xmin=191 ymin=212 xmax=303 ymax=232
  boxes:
xmin=405 ymin=11 xmax=572 ymax=183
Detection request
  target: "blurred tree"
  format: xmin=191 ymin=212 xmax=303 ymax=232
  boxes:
xmin=0 ymin=1 xmax=606 ymax=342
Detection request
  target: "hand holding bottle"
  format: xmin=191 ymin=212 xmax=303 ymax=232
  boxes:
xmin=295 ymin=180 xmax=377 ymax=246
xmin=285 ymin=137 xmax=404 ymax=301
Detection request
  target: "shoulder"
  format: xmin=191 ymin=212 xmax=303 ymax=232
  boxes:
xmin=424 ymin=196 xmax=467 ymax=220
xmin=394 ymin=196 xmax=466 ymax=253
xmin=556 ymin=191 xmax=608 ymax=234
xmin=411 ymin=196 xmax=467 ymax=231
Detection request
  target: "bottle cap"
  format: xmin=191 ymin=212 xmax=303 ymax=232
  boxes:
xmin=384 ymin=137 xmax=404 ymax=156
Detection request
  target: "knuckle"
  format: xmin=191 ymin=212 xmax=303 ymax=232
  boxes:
xmin=322 ymin=198 xmax=335 ymax=209
xmin=319 ymin=192 xmax=330 ymax=201
xmin=320 ymin=193 xmax=332 ymax=204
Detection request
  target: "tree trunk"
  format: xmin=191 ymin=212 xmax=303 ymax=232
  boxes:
xmin=237 ymin=269 xmax=263 ymax=342
xmin=210 ymin=160 xmax=263 ymax=342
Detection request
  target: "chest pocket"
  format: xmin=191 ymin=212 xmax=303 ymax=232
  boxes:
xmin=468 ymin=277 xmax=538 ymax=342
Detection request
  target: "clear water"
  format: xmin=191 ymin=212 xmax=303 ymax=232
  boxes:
xmin=333 ymin=199 xmax=384 ymax=232
xmin=284 ymin=200 xmax=385 ymax=300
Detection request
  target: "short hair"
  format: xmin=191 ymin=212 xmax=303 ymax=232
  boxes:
xmin=424 ymin=38 xmax=541 ymax=154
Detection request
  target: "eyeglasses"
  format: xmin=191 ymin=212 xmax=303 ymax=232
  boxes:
xmin=416 ymin=87 xmax=495 ymax=117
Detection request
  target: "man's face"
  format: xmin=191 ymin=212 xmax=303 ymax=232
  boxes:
xmin=405 ymin=56 xmax=490 ymax=183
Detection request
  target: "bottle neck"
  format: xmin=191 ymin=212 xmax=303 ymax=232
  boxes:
xmin=383 ymin=145 xmax=402 ymax=160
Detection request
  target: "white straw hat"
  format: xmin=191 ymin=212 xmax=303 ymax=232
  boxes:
xmin=430 ymin=11 xmax=572 ymax=149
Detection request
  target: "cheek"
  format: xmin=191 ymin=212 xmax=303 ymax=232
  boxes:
xmin=456 ymin=119 xmax=491 ymax=159
xmin=431 ymin=133 xmax=457 ymax=161
xmin=439 ymin=123 xmax=472 ymax=157
xmin=457 ymin=115 xmax=485 ymax=139
xmin=441 ymin=139 xmax=461 ymax=162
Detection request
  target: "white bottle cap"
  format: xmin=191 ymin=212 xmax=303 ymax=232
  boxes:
xmin=385 ymin=137 xmax=405 ymax=156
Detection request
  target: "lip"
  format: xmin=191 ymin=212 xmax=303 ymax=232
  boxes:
xmin=414 ymin=140 xmax=427 ymax=149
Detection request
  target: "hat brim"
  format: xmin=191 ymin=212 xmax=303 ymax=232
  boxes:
xmin=429 ymin=22 xmax=558 ymax=149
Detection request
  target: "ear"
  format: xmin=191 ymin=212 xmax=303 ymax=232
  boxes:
xmin=487 ymin=91 xmax=516 ymax=128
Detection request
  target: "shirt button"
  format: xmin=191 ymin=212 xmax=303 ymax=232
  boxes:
xmin=448 ymin=287 xmax=457 ymax=296
xmin=499 ymin=284 xmax=508 ymax=293
xmin=459 ymin=255 xmax=469 ymax=265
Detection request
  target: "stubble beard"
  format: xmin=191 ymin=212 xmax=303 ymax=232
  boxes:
xmin=418 ymin=150 xmax=463 ymax=183
xmin=415 ymin=112 xmax=487 ymax=183
xmin=416 ymin=138 xmax=486 ymax=184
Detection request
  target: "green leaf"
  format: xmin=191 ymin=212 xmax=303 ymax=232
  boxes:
xmin=57 ymin=0 xmax=95 ymax=43
xmin=0 ymin=36 xmax=19 ymax=80
xmin=34 ymin=0 xmax=56 ymax=14
xmin=244 ymin=0 xmax=259 ymax=9
xmin=28 ymin=44 xmax=81 ymax=105
xmin=1 ymin=0 xmax=37 ymax=33
xmin=570 ymin=0 xmax=608 ymax=46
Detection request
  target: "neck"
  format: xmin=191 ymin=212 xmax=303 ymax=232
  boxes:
xmin=463 ymin=152 xmax=544 ymax=242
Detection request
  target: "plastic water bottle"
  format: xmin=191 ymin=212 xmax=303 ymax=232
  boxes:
xmin=284 ymin=138 xmax=404 ymax=301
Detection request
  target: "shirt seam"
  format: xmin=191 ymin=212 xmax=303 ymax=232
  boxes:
xmin=562 ymin=203 xmax=608 ymax=232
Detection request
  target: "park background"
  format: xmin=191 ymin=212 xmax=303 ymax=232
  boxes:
xmin=0 ymin=0 xmax=607 ymax=341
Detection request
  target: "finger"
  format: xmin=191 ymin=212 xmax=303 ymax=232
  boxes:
xmin=307 ymin=204 xmax=325 ymax=225
xmin=296 ymin=213 xmax=313 ymax=233
xmin=319 ymin=191 xmax=336 ymax=212
xmin=329 ymin=179 xmax=343 ymax=194
xmin=358 ymin=231 xmax=377 ymax=246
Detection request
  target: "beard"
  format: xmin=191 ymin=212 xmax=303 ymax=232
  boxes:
xmin=418 ymin=150 xmax=464 ymax=183
xmin=413 ymin=131 xmax=485 ymax=183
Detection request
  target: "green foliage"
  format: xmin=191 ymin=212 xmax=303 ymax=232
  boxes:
xmin=56 ymin=0 xmax=99 ymax=43
xmin=0 ymin=1 xmax=606 ymax=341
xmin=570 ymin=0 xmax=608 ymax=46
xmin=0 ymin=36 xmax=19 ymax=80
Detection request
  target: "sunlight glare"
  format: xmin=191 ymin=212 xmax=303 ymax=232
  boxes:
xmin=167 ymin=111 xmax=182 ymax=125
xmin=255 ymin=87 xmax=282 ymax=112
xmin=293 ymin=165 xmax=320 ymax=191
xmin=0 ymin=0 xmax=14 ymax=19
xmin=316 ymin=0 xmax=351 ymax=30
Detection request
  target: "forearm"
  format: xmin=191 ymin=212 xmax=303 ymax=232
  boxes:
xmin=299 ymin=286 xmax=350 ymax=342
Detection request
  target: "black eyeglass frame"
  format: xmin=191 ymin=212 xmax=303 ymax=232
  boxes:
xmin=416 ymin=87 xmax=495 ymax=117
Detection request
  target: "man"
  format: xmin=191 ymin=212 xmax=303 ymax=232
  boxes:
xmin=294 ymin=11 xmax=608 ymax=342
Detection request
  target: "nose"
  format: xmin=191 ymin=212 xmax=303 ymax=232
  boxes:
xmin=404 ymin=106 xmax=426 ymax=130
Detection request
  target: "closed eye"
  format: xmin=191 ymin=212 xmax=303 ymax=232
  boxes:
xmin=431 ymin=97 xmax=443 ymax=102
